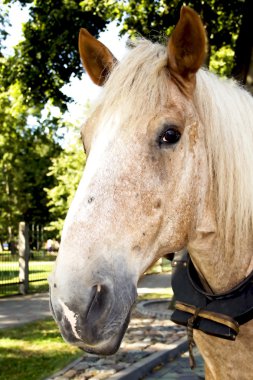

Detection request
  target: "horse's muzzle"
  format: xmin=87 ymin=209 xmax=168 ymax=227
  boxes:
xmin=49 ymin=280 xmax=137 ymax=354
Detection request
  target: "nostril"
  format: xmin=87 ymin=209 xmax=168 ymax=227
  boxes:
xmin=86 ymin=284 xmax=110 ymax=320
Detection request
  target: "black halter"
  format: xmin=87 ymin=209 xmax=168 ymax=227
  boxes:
xmin=171 ymin=252 xmax=253 ymax=341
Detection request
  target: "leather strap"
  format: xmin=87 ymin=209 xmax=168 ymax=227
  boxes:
xmin=175 ymin=301 xmax=240 ymax=334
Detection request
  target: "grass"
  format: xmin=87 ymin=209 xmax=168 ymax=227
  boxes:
xmin=0 ymin=319 xmax=82 ymax=380
xmin=137 ymin=290 xmax=173 ymax=301
xmin=145 ymin=257 xmax=172 ymax=274
xmin=0 ymin=253 xmax=55 ymax=297
xmin=0 ymin=262 xmax=53 ymax=280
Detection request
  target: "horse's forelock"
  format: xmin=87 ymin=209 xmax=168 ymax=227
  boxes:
xmin=90 ymin=40 xmax=170 ymax=124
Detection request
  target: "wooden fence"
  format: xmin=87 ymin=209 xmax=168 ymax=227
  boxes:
xmin=0 ymin=222 xmax=55 ymax=297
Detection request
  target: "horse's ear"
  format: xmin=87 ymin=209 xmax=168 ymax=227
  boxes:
xmin=167 ymin=6 xmax=207 ymax=93
xmin=79 ymin=28 xmax=117 ymax=86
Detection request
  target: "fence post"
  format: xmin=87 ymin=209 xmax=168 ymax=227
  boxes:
xmin=19 ymin=221 xmax=30 ymax=295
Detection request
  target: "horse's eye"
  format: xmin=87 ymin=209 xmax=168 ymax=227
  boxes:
xmin=159 ymin=127 xmax=181 ymax=146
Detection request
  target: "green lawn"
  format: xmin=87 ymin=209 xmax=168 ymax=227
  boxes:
xmin=138 ymin=289 xmax=173 ymax=301
xmin=0 ymin=319 xmax=82 ymax=380
xmin=0 ymin=261 xmax=54 ymax=282
xmin=145 ymin=257 xmax=172 ymax=274
xmin=0 ymin=254 xmax=55 ymax=296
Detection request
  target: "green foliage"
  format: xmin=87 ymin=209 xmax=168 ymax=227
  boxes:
xmin=0 ymin=13 xmax=84 ymax=241
xmin=0 ymin=0 xmax=246 ymax=119
xmin=83 ymin=0 xmax=243 ymax=67
xmin=45 ymin=127 xmax=85 ymax=238
xmin=209 ymin=46 xmax=235 ymax=77
xmin=0 ymin=2 xmax=9 ymax=53
xmin=0 ymin=59 xmax=63 ymax=242
xmin=3 ymin=0 xmax=108 ymax=111
xmin=2 ymin=0 xmax=245 ymax=106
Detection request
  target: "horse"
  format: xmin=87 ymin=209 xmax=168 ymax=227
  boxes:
xmin=49 ymin=7 xmax=253 ymax=380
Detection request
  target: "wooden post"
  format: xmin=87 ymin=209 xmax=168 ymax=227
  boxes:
xmin=19 ymin=222 xmax=30 ymax=295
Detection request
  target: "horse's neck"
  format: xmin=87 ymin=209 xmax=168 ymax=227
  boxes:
xmin=187 ymin=192 xmax=253 ymax=292
xmin=192 ymin=234 xmax=253 ymax=379
xmin=187 ymin=171 xmax=253 ymax=292
xmin=188 ymin=204 xmax=253 ymax=293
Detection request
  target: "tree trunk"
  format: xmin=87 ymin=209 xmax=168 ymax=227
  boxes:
xmin=232 ymin=0 xmax=253 ymax=91
xmin=8 ymin=226 xmax=17 ymax=255
xmin=19 ymin=222 xmax=30 ymax=295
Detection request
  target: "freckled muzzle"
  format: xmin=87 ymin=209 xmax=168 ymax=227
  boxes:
xmin=49 ymin=278 xmax=137 ymax=355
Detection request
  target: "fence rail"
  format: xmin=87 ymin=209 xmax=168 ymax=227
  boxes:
xmin=0 ymin=251 xmax=55 ymax=297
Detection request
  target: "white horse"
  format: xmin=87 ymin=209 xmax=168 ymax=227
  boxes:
xmin=49 ymin=7 xmax=253 ymax=379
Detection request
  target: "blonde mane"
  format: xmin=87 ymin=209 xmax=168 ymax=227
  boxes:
xmin=194 ymin=70 xmax=253 ymax=258
xmin=90 ymin=39 xmax=253 ymax=257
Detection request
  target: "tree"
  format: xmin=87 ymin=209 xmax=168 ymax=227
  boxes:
xmin=2 ymin=0 xmax=108 ymax=111
xmin=232 ymin=0 xmax=253 ymax=88
xmin=86 ymin=0 xmax=246 ymax=78
xmin=0 ymin=65 xmax=63 ymax=248
xmin=0 ymin=1 xmax=9 ymax=55
xmin=45 ymin=127 xmax=85 ymax=238
xmin=1 ymin=2 xmax=85 ymax=247
xmin=2 ymin=0 xmax=248 ymax=110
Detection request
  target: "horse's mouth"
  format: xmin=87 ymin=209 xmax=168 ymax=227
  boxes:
xmin=49 ymin=287 xmax=135 ymax=355
xmin=78 ymin=315 xmax=131 ymax=355
xmin=58 ymin=307 xmax=132 ymax=355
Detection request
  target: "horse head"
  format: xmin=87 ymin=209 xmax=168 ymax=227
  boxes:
xmin=49 ymin=7 xmax=209 ymax=354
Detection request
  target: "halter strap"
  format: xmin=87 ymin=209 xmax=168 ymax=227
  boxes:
xmin=171 ymin=252 xmax=253 ymax=369
xmin=187 ymin=254 xmax=253 ymax=300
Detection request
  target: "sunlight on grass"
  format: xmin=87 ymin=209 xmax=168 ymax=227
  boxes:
xmin=0 ymin=319 xmax=82 ymax=380
xmin=138 ymin=288 xmax=173 ymax=301
xmin=0 ymin=261 xmax=54 ymax=284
